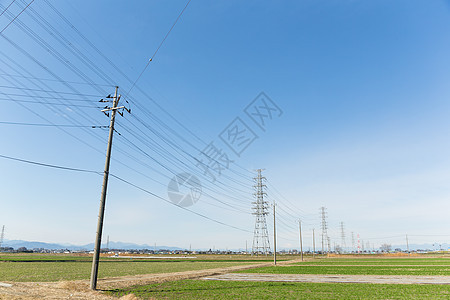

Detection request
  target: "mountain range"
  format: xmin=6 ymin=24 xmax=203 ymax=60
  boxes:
xmin=1 ymin=239 xmax=183 ymax=251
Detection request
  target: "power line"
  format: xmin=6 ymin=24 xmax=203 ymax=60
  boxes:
xmin=0 ymin=98 xmax=102 ymax=108
xmin=109 ymin=173 xmax=251 ymax=233
xmin=0 ymin=0 xmax=17 ymax=18
xmin=1 ymin=0 xmax=255 ymax=238
xmin=0 ymin=72 xmax=114 ymax=87
xmin=0 ymin=121 xmax=107 ymax=127
xmin=125 ymin=0 xmax=192 ymax=97
xmin=0 ymin=0 xmax=34 ymax=34
xmin=0 ymin=153 xmax=101 ymax=174
xmin=39 ymin=0 xmax=254 ymax=184
xmin=0 ymin=85 xmax=103 ymax=97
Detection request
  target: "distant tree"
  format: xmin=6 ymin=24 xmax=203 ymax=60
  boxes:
xmin=380 ymin=244 xmax=392 ymax=252
xmin=17 ymin=247 xmax=28 ymax=252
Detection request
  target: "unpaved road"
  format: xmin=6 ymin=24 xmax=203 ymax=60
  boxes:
xmin=202 ymin=273 xmax=450 ymax=285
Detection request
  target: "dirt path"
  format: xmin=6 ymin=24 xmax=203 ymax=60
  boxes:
xmin=202 ymin=273 xmax=450 ymax=285
xmin=0 ymin=260 xmax=298 ymax=299
xmin=275 ymin=264 xmax=450 ymax=267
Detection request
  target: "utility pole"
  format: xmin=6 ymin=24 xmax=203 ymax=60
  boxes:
xmin=299 ymin=220 xmax=303 ymax=261
xmin=312 ymin=228 xmax=316 ymax=259
xmin=90 ymin=87 xmax=128 ymax=290
xmin=246 ymin=240 xmax=247 ymax=254
xmin=406 ymin=234 xmax=409 ymax=254
xmin=327 ymin=236 xmax=331 ymax=254
xmin=357 ymin=234 xmax=361 ymax=254
xmin=106 ymin=235 xmax=109 ymax=251
xmin=273 ymin=202 xmax=277 ymax=265
xmin=0 ymin=225 xmax=4 ymax=249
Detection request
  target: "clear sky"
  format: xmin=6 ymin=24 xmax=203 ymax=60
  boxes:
xmin=1 ymin=0 xmax=450 ymax=251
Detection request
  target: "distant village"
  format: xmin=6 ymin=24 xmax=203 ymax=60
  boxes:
xmin=0 ymin=246 xmax=440 ymax=255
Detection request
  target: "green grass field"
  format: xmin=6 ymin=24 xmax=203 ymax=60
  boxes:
xmin=107 ymin=280 xmax=450 ymax=299
xmin=239 ymin=257 xmax=450 ymax=276
xmin=239 ymin=265 xmax=450 ymax=276
xmin=107 ymin=256 xmax=450 ymax=299
xmin=298 ymin=258 xmax=450 ymax=265
xmin=0 ymin=260 xmax=260 ymax=282
xmin=4 ymin=254 xmax=450 ymax=299
xmin=0 ymin=253 xmax=276 ymax=282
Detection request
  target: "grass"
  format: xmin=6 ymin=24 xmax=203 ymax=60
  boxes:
xmin=230 ymin=257 xmax=450 ymax=276
xmin=0 ymin=260 xmax=258 ymax=282
xmin=5 ymin=253 xmax=450 ymax=299
xmin=107 ymin=279 xmax=450 ymax=299
xmin=298 ymin=258 xmax=450 ymax=265
xmin=239 ymin=265 xmax=450 ymax=276
xmin=0 ymin=253 xmax=289 ymax=282
xmin=0 ymin=255 xmax=92 ymax=262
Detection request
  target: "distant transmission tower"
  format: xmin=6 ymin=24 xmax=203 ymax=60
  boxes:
xmin=252 ymin=169 xmax=271 ymax=255
xmin=320 ymin=207 xmax=328 ymax=253
xmin=0 ymin=225 xmax=4 ymax=249
xmin=351 ymin=232 xmax=355 ymax=252
xmin=340 ymin=222 xmax=346 ymax=252
xmin=357 ymin=234 xmax=361 ymax=254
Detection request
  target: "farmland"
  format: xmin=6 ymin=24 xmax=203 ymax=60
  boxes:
xmin=0 ymin=253 xmax=278 ymax=282
xmin=3 ymin=254 xmax=450 ymax=299
xmin=107 ymin=255 xmax=450 ymax=299
xmin=108 ymin=280 xmax=450 ymax=299
xmin=239 ymin=258 xmax=450 ymax=276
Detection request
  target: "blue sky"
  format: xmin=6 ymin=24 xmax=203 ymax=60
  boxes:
xmin=1 ymin=0 xmax=450 ymax=251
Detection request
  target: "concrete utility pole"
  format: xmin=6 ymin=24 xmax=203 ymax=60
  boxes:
xmin=406 ymin=234 xmax=409 ymax=253
xmin=299 ymin=220 xmax=303 ymax=261
xmin=357 ymin=234 xmax=361 ymax=254
xmin=90 ymin=87 xmax=125 ymax=290
xmin=312 ymin=228 xmax=316 ymax=259
xmin=0 ymin=225 xmax=5 ymax=248
xmin=273 ymin=202 xmax=277 ymax=265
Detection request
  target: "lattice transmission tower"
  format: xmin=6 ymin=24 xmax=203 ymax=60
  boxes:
xmin=251 ymin=169 xmax=271 ymax=255
xmin=351 ymin=231 xmax=355 ymax=252
xmin=340 ymin=221 xmax=346 ymax=252
xmin=320 ymin=207 xmax=329 ymax=253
